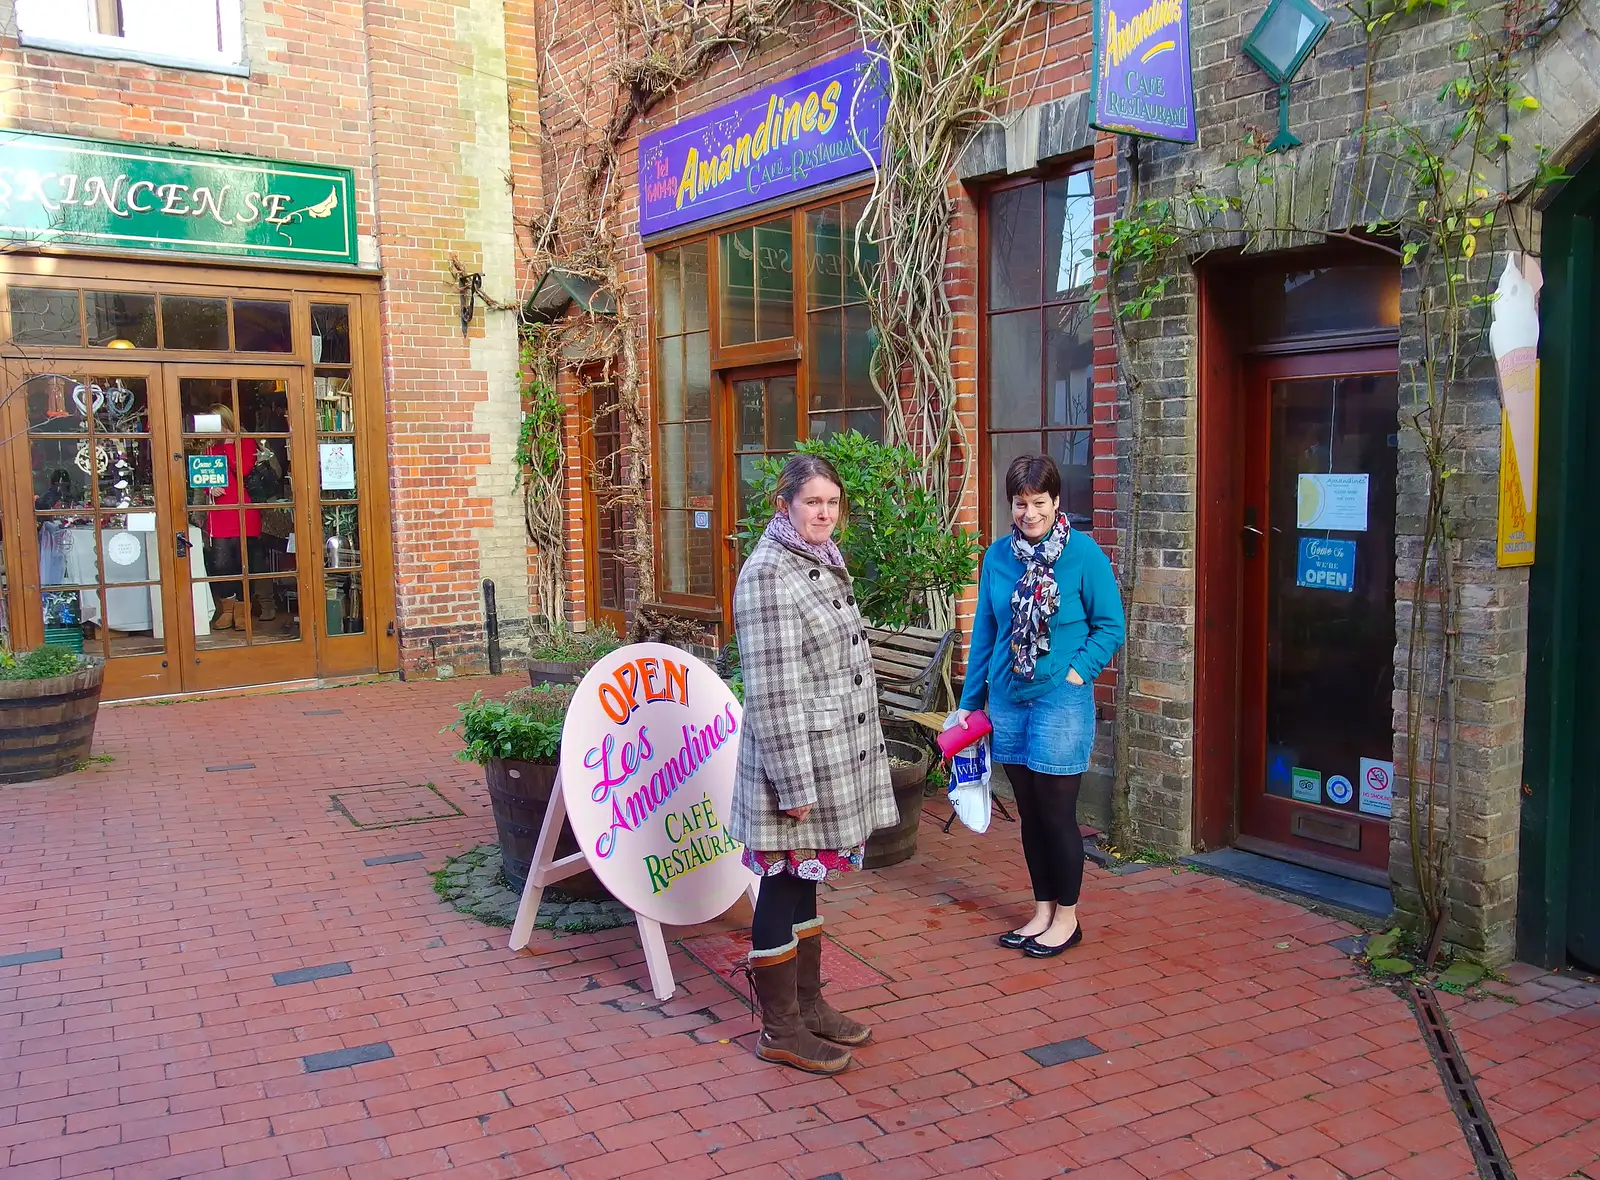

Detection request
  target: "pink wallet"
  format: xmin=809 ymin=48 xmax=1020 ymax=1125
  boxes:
xmin=937 ymin=710 xmax=992 ymax=759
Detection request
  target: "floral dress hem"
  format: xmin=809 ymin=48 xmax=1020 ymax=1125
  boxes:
xmin=741 ymin=845 xmax=866 ymax=882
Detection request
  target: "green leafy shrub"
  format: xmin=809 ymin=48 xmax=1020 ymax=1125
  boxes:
xmin=0 ymin=645 xmax=83 ymax=681
xmin=736 ymin=431 xmax=982 ymax=629
xmin=450 ymin=685 xmax=573 ymax=764
xmin=528 ymin=622 xmax=621 ymax=664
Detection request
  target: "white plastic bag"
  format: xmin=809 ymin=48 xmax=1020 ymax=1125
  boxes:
xmin=942 ymin=712 xmax=993 ymax=834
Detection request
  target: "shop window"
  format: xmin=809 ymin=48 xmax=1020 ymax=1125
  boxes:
xmin=312 ymin=304 xmax=364 ymax=636
xmin=805 ymin=197 xmax=883 ymax=441
xmin=984 ymin=168 xmax=1095 ymax=537
xmin=161 ymin=296 xmax=229 ymax=350
xmin=719 ymin=218 xmax=794 ymax=345
xmin=9 ymin=287 xmax=83 ymax=347
xmin=233 ymin=300 xmax=294 ymax=353
xmin=1246 ymin=265 xmax=1401 ymax=345
xmin=655 ymin=243 xmax=714 ymax=598
xmin=86 ymin=293 xmax=157 ymax=349
xmin=16 ymin=0 xmax=245 ymax=69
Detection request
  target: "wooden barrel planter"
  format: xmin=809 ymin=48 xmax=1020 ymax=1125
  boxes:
xmin=483 ymin=757 xmax=606 ymax=898
xmin=0 ymin=659 xmax=105 ymax=784
xmin=864 ymin=736 xmax=933 ymax=869
xmin=527 ymin=659 xmax=591 ymax=688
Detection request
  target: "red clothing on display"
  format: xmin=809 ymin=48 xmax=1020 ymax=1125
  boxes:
xmin=206 ymin=438 xmax=263 ymax=539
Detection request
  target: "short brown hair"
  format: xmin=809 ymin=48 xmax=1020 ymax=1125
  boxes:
xmin=775 ymin=453 xmax=845 ymax=512
xmin=1005 ymin=454 xmax=1061 ymax=502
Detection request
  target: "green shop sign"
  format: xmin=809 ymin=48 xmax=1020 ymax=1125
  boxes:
xmin=0 ymin=132 xmax=358 ymax=266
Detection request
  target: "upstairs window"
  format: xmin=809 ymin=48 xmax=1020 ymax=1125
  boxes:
xmin=17 ymin=0 xmax=245 ymax=71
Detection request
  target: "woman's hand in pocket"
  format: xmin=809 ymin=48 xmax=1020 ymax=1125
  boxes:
xmin=786 ymin=804 xmax=813 ymax=822
xmin=1066 ymin=668 xmax=1085 ymax=686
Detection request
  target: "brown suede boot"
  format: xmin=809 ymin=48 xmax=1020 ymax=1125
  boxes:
xmin=747 ymin=940 xmax=851 ymax=1074
xmin=211 ymin=597 xmax=239 ymax=630
xmin=794 ymin=918 xmax=872 ymax=1046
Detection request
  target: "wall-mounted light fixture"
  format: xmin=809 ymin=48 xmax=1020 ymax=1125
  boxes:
xmin=1242 ymin=0 xmax=1332 ymax=152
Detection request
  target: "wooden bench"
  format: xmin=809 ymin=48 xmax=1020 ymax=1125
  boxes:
xmin=865 ymin=624 xmax=958 ymax=722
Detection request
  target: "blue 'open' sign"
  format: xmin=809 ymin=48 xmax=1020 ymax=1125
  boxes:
xmin=1296 ymin=536 xmax=1356 ymax=592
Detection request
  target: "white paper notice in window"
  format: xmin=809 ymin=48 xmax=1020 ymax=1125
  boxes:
xmin=319 ymin=442 xmax=356 ymax=491
xmin=1296 ymin=473 xmax=1369 ymax=532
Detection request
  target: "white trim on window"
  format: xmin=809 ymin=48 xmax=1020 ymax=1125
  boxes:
xmin=15 ymin=0 xmax=249 ymax=76
xmin=16 ymin=34 xmax=251 ymax=76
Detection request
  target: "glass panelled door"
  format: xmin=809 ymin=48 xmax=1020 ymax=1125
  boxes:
xmin=1241 ymin=352 xmax=1398 ymax=874
xmin=584 ymin=378 xmax=628 ymax=634
xmin=722 ymin=365 xmax=801 ymax=620
xmin=11 ymin=364 xmax=183 ymax=698
xmin=170 ymin=366 xmax=317 ymax=691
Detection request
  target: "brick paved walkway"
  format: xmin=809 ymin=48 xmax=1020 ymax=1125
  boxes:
xmin=2 ymin=675 xmax=1598 ymax=1180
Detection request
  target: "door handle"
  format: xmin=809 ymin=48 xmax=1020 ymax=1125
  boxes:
xmin=175 ymin=532 xmax=191 ymax=558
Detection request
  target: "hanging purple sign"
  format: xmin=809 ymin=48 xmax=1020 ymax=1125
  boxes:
xmin=1089 ymin=0 xmax=1197 ymax=143
xmin=638 ymin=49 xmax=887 ymax=239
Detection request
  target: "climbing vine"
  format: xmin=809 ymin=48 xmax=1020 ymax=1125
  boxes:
xmin=522 ymin=0 xmax=1054 ymax=629
xmin=517 ymin=0 xmax=801 ymax=624
xmin=1097 ymin=0 xmax=1574 ymax=954
xmin=517 ymin=331 xmax=567 ymax=622
xmin=832 ymin=0 xmax=1048 ymax=624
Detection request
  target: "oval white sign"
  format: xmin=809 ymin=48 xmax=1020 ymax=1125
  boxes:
xmin=559 ymin=643 xmax=755 ymax=926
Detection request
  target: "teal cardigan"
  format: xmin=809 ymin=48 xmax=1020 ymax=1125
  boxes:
xmin=960 ymin=531 xmax=1127 ymax=710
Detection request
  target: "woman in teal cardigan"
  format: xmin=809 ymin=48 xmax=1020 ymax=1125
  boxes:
xmin=955 ymin=454 xmax=1126 ymax=958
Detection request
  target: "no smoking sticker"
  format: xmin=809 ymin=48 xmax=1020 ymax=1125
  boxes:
xmin=1359 ymin=758 xmax=1394 ymax=817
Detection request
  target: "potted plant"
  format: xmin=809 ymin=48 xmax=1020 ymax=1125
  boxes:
xmin=738 ymin=431 xmax=981 ymax=866
xmin=450 ymin=684 xmax=605 ymax=897
xmin=526 ymin=621 xmax=620 ymax=687
xmin=0 ymin=645 xmax=106 ymax=783
xmin=864 ymin=735 xmax=934 ymax=869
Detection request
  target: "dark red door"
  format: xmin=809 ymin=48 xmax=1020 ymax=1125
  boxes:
xmin=1239 ymin=348 xmax=1398 ymax=874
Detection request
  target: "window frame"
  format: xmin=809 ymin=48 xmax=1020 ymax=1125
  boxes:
xmin=15 ymin=0 xmax=250 ymax=76
xmin=977 ymin=160 xmax=1098 ymax=542
xmin=645 ymin=183 xmax=879 ymax=616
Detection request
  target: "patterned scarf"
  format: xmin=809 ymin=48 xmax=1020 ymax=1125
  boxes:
xmin=1009 ymin=513 xmax=1071 ymax=680
xmin=767 ymin=511 xmax=845 ymax=569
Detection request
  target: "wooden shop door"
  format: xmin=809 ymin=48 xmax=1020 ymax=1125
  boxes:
xmin=1237 ymin=348 xmax=1398 ymax=876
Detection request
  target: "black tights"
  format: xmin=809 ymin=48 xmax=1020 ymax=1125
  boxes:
xmin=1004 ymin=764 xmax=1086 ymax=906
xmin=750 ymin=872 xmax=819 ymax=950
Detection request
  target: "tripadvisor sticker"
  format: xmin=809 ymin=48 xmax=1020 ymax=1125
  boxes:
xmin=560 ymin=643 xmax=756 ymax=927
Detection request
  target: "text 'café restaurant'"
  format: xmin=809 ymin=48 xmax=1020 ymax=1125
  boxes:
xmin=0 ymin=133 xmax=397 ymax=700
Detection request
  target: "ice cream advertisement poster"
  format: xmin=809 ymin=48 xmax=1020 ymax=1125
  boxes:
xmin=560 ymin=644 xmax=756 ymax=927
xmin=1493 ymin=253 xmax=1541 ymax=567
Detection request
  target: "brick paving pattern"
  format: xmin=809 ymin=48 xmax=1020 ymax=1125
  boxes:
xmin=2 ymin=676 xmax=1598 ymax=1180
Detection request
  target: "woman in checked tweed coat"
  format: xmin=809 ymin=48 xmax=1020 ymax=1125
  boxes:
xmin=729 ymin=453 xmax=896 ymax=1076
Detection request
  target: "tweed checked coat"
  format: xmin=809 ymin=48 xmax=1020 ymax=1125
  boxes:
xmin=728 ymin=533 xmax=897 ymax=853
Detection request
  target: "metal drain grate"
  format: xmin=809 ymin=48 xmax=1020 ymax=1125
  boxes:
xmin=1408 ymin=981 xmax=1516 ymax=1180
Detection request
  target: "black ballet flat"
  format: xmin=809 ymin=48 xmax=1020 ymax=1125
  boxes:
xmin=1023 ymin=925 xmax=1084 ymax=958
xmin=998 ymin=930 xmax=1033 ymax=949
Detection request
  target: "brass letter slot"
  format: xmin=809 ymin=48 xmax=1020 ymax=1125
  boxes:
xmin=1291 ymin=810 xmax=1361 ymax=851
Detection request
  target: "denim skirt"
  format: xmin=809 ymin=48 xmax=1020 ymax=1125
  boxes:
xmin=989 ymin=677 xmax=1096 ymax=775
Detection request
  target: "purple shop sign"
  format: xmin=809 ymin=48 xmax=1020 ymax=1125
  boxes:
xmin=638 ymin=48 xmax=888 ymax=239
xmin=1089 ymin=0 xmax=1197 ymax=143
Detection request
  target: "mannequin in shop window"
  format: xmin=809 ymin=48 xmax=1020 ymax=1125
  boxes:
xmin=202 ymin=405 xmax=281 ymax=630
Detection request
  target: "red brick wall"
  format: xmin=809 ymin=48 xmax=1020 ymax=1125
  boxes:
xmin=1 ymin=0 xmax=532 ymax=673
